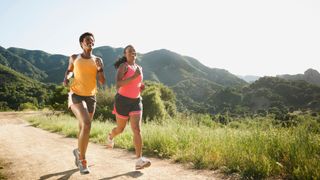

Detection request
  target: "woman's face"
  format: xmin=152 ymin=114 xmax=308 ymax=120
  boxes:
xmin=125 ymin=46 xmax=136 ymax=62
xmin=81 ymin=35 xmax=95 ymax=50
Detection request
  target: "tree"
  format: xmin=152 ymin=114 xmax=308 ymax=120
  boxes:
xmin=142 ymin=81 xmax=177 ymax=121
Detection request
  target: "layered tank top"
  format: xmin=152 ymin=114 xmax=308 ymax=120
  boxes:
xmin=70 ymin=54 xmax=98 ymax=96
xmin=118 ymin=63 xmax=143 ymax=98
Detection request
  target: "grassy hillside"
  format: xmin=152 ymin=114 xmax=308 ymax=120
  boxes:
xmin=277 ymin=68 xmax=320 ymax=86
xmin=7 ymin=47 xmax=68 ymax=83
xmin=244 ymin=77 xmax=320 ymax=111
xmin=0 ymin=46 xmax=46 ymax=81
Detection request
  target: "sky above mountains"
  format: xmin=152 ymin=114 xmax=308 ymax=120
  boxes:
xmin=0 ymin=0 xmax=319 ymax=76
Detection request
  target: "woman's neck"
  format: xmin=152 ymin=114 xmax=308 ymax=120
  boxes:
xmin=81 ymin=50 xmax=93 ymax=59
xmin=126 ymin=60 xmax=135 ymax=65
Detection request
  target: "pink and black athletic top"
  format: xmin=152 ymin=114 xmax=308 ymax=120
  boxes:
xmin=118 ymin=63 xmax=143 ymax=98
xmin=112 ymin=63 xmax=143 ymax=119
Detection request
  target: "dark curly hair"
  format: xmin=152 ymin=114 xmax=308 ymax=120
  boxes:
xmin=79 ymin=32 xmax=94 ymax=46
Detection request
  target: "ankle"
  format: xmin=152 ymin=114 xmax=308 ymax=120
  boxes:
xmin=108 ymin=133 xmax=113 ymax=140
xmin=79 ymin=155 xmax=85 ymax=160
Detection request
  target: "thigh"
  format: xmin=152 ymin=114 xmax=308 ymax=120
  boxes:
xmin=116 ymin=116 xmax=129 ymax=129
xmin=129 ymin=114 xmax=142 ymax=131
xmin=71 ymin=103 xmax=91 ymax=124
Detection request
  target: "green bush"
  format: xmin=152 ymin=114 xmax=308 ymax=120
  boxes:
xmin=142 ymin=81 xmax=177 ymax=121
xmin=19 ymin=102 xmax=38 ymax=110
xmin=0 ymin=101 xmax=11 ymax=111
xmin=93 ymin=82 xmax=177 ymax=122
xmin=94 ymin=87 xmax=116 ymax=121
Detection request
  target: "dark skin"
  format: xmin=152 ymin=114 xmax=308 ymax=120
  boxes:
xmin=63 ymin=36 xmax=105 ymax=86
xmin=115 ymin=47 xmax=143 ymax=90
xmin=109 ymin=46 xmax=145 ymax=158
xmin=63 ymin=35 xmax=105 ymax=160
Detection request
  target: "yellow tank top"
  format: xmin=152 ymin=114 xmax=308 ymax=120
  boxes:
xmin=70 ymin=54 xmax=97 ymax=96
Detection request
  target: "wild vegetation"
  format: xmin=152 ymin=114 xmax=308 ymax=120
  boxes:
xmin=1 ymin=45 xmax=320 ymax=179
xmin=27 ymin=111 xmax=320 ymax=179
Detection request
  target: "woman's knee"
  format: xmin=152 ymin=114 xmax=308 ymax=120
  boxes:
xmin=116 ymin=126 xmax=125 ymax=133
xmin=82 ymin=120 xmax=91 ymax=131
xmin=131 ymin=126 xmax=141 ymax=135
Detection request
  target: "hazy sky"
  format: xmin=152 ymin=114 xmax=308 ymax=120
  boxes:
xmin=0 ymin=0 xmax=319 ymax=76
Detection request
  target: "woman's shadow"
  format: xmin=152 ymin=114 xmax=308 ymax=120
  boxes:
xmin=39 ymin=168 xmax=143 ymax=180
xmin=99 ymin=171 xmax=143 ymax=180
xmin=39 ymin=168 xmax=79 ymax=180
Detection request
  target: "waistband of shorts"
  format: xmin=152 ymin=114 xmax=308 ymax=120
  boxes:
xmin=69 ymin=92 xmax=96 ymax=98
xmin=116 ymin=93 xmax=141 ymax=100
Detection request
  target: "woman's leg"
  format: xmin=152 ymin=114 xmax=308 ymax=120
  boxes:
xmin=109 ymin=116 xmax=128 ymax=139
xmin=129 ymin=114 xmax=142 ymax=158
xmin=130 ymin=113 xmax=151 ymax=170
xmin=71 ymin=103 xmax=91 ymax=160
xmin=78 ymin=112 xmax=93 ymax=137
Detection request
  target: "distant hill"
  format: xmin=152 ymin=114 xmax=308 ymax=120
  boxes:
xmin=7 ymin=47 xmax=68 ymax=83
xmin=0 ymin=46 xmax=47 ymax=81
xmin=242 ymin=76 xmax=320 ymax=111
xmin=202 ymin=76 xmax=320 ymax=114
xmin=139 ymin=49 xmax=246 ymax=87
xmin=1 ymin=45 xmax=247 ymax=112
xmin=277 ymin=68 xmax=320 ymax=86
xmin=2 ymin=45 xmax=319 ymax=114
xmin=237 ymin=75 xmax=260 ymax=83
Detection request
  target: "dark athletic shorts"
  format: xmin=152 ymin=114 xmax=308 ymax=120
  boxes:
xmin=68 ymin=92 xmax=96 ymax=113
xmin=113 ymin=93 xmax=142 ymax=119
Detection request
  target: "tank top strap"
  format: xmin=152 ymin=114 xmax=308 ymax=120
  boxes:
xmin=76 ymin=54 xmax=81 ymax=60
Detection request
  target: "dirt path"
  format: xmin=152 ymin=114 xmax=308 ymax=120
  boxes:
xmin=0 ymin=112 xmax=224 ymax=180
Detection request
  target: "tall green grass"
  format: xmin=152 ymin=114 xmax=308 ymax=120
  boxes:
xmin=27 ymin=113 xmax=320 ymax=179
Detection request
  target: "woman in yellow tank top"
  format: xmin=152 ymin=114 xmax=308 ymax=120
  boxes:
xmin=63 ymin=32 xmax=105 ymax=174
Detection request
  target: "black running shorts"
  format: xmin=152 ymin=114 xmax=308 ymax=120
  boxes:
xmin=113 ymin=93 xmax=142 ymax=118
xmin=68 ymin=92 xmax=96 ymax=113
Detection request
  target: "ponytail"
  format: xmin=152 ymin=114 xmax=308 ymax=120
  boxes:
xmin=114 ymin=56 xmax=127 ymax=69
xmin=114 ymin=45 xmax=134 ymax=69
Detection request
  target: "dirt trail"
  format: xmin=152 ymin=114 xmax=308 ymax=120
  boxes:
xmin=0 ymin=112 xmax=224 ymax=180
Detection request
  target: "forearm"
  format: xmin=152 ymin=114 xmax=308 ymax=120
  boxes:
xmin=98 ymin=71 xmax=105 ymax=85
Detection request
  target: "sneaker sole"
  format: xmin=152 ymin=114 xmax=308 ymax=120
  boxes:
xmin=135 ymin=161 xmax=151 ymax=170
xmin=80 ymin=170 xmax=90 ymax=175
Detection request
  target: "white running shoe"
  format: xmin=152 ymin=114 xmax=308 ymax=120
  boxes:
xmin=135 ymin=157 xmax=151 ymax=170
xmin=106 ymin=134 xmax=114 ymax=148
xmin=77 ymin=159 xmax=90 ymax=175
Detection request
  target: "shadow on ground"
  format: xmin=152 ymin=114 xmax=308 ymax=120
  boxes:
xmin=99 ymin=171 xmax=143 ymax=180
xmin=39 ymin=168 xmax=78 ymax=180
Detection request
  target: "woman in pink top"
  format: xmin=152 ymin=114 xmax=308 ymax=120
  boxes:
xmin=107 ymin=45 xmax=151 ymax=170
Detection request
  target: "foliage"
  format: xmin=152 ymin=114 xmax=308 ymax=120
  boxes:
xmin=94 ymin=86 xmax=117 ymax=120
xmin=19 ymin=102 xmax=38 ymax=110
xmin=27 ymin=113 xmax=320 ymax=179
xmin=142 ymin=81 xmax=177 ymax=121
xmin=0 ymin=64 xmax=67 ymax=110
xmin=92 ymin=81 xmax=177 ymax=121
